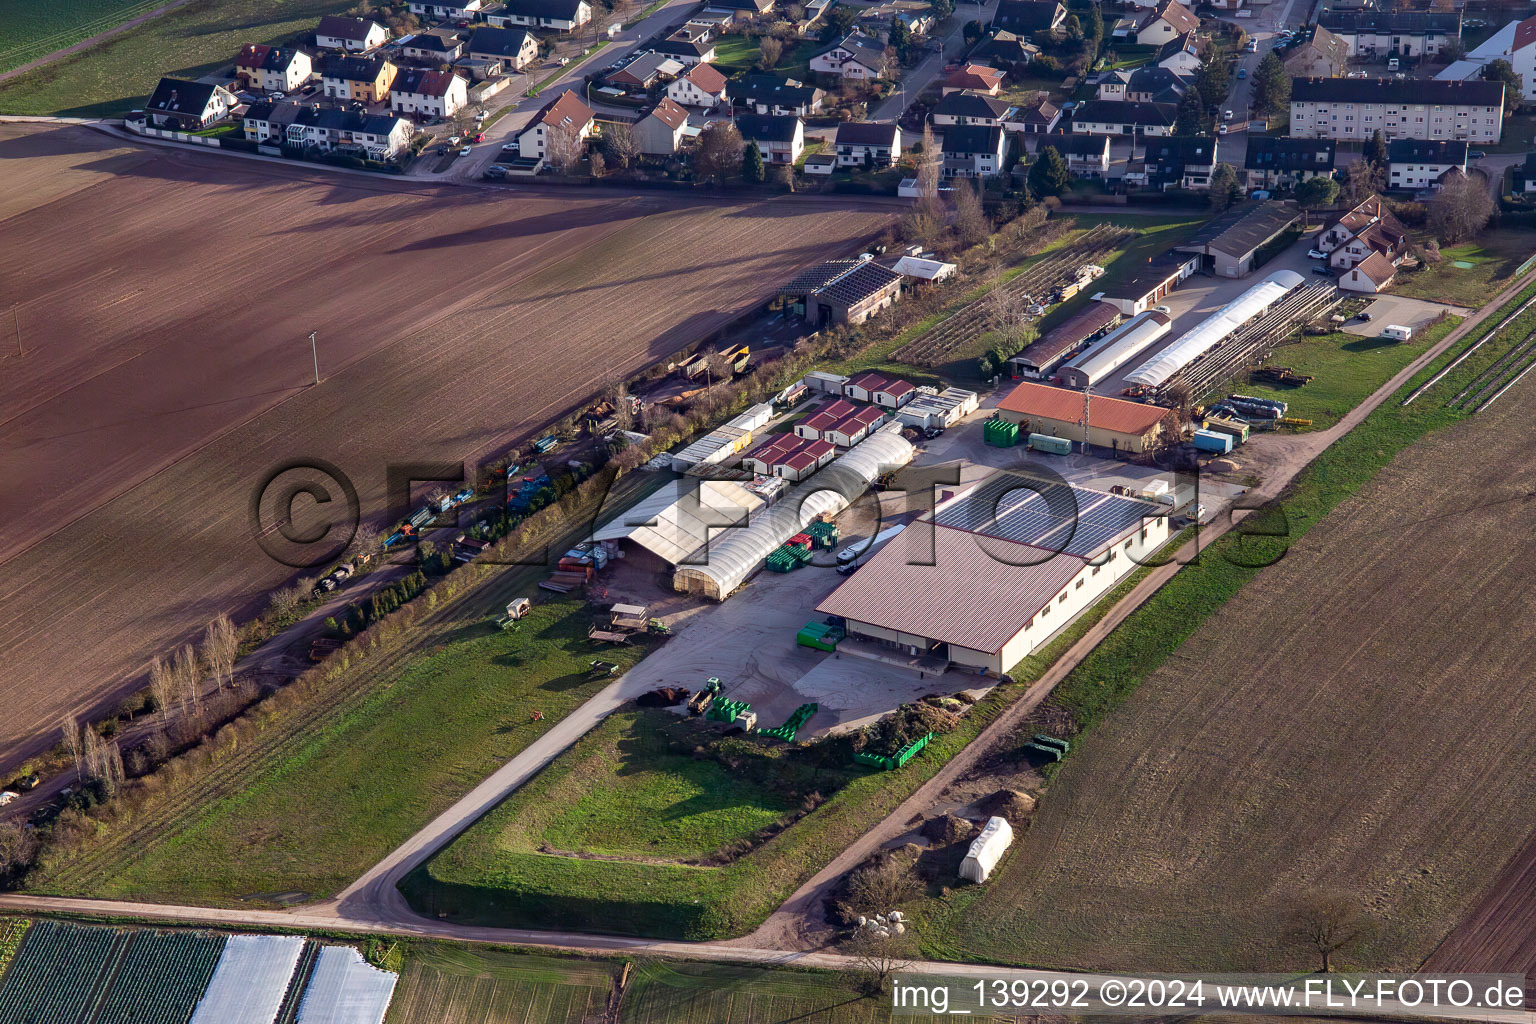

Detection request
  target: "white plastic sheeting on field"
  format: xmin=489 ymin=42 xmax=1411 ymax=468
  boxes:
xmin=672 ymin=425 xmax=915 ymax=600
xmin=958 ymin=815 xmax=1015 ymax=884
xmin=1123 ymin=270 xmax=1304 ymax=389
xmin=296 ymin=946 xmax=398 ymax=1024
xmin=189 ymin=934 xmax=304 ymax=1024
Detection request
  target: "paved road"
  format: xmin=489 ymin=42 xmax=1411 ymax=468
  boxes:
xmin=871 ymin=0 xmax=999 ymax=123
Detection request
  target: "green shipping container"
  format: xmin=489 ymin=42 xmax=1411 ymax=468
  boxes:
xmin=1028 ymin=433 xmax=1073 ymax=456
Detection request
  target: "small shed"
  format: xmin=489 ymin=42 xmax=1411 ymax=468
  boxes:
xmin=958 ymin=815 xmax=1015 ymax=883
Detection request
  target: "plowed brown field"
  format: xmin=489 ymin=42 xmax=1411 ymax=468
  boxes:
xmin=0 ymin=123 xmax=891 ymax=771
xmin=934 ymin=382 xmax=1536 ymax=973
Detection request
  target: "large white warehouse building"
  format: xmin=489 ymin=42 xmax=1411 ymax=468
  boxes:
xmin=1057 ymin=310 xmax=1172 ymax=389
xmin=1124 ymin=270 xmax=1303 ymax=390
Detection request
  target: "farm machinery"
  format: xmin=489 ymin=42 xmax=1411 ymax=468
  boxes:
xmin=495 ymin=597 xmax=532 ymax=631
xmin=1253 ymin=365 xmax=1314 ymax=388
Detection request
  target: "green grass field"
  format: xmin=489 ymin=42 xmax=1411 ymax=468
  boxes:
xmin=0 ymin=0 xmax=164 ymax=74
xmin=386 ymin=946 xmax=616 ymax=1024
xmin=1232 ymin=314 xmax=1461 ymax=429
xmin=1393 ymin=230 xmax=1536 ymax=307
xmin=921 ymin=281 xmax=1536 ymax=969
xmin=0 ymin=0 xmax=355 ymax=116
xmin=31 ymin=596 xmax=653 ymax=905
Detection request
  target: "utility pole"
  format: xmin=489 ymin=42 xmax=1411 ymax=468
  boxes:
xmin=1082 ymin=381 xmax=1093 ymax=455
xmin=309 ymin=331 xmax=320 ymax=386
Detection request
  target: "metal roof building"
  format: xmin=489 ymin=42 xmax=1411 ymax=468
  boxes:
xmin=1123 ymin=270 xmax=1303 ymax=389
xmin=673 ymin=426 xmax=913 ymax=600
xmin=592 ymin=478 xmax=764 ymax=568
xmin=816 ymin=473 xmax=1170 ymax=674
xmin=1007 ymin=300 xmax=1122 ymax=378
xmin=1057 ymin=310 xmax=1171 ymax=388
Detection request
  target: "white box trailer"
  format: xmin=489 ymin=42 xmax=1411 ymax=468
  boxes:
xmin=1383 ymin=324 xmax=1413 ymax=341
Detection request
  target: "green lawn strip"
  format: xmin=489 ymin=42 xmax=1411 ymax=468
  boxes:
xmin=1234 ymin=314 xmax=1461 ymax=429
xmin=499 ymin=710 xmax=804 ymax=859
xmin=404 ymin=542 xmax=1182 ymax=940
xmin=0 ymin=918 xmax=29 ymax=979
xmin=921 ymin=283 xmax=1536 ymax=964
xmin=1392 ymin=229 xmax=1536 ymax=306
xmin=38 ymin=599 xmax=652 ymax=905
xmin=0 ymin=0 xmax=355 ymax=116
xmin=0 ymin=0 xmax=162 ymax=74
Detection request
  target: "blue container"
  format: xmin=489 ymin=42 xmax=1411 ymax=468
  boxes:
xmin=1192 ymin=429 xmax=1234 ymax=454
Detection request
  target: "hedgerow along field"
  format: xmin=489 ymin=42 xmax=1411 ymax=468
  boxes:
xmin=923 ymin=282 xmax=1536 ymax=974
xmin=0 ymin=919 xmax=225 ymax=1024
xmin=0 ymin=0 xmax=159 ymax=74
xmin=29 ymin=592 xmax=654 ymax=905
xmin=0 ymin=0 xmax=355 ymax=114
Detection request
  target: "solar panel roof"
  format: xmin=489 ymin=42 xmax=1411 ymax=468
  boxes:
xmin=933 ymin=473 xmax=1161 ymax=558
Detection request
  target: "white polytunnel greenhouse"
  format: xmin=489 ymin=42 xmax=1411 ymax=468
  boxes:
xmin=1123 ymin=269 xmax=1303 ymax=389
xmin=672 ymin=426 xmax=915 ymax=600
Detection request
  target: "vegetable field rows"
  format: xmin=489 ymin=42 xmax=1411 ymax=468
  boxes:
xmin=892 ymin=224 xmax=1133 ymax=366
xmin=385 ymin=948 xmax=613 ymax=1024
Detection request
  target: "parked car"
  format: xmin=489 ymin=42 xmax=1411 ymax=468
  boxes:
xmin=16 ymin=774 xmax=40 ymax=791
xmin=1355 ymin=311 xmax=1372 ymax=321
xmin=1218 ymin=124 xmax=1229 ymax=134
xmin=1307 ymin=248 xmax=1327 ymax=259
xmin=1236 ymin=67 xmax=1247 ymax=79
xmin=486 ymin=165 xmax=508 ymax=179
xmin=1312 ymin=266 xmax=1334 ymax=277
xmin=1222 ymin=109 xmax=1234 ymax=121
xmin=470 ymin=132 xmax=485 ymax=142
xmin=448 ymin=134 xmax=461 ymax=145
xmin=1470 ymin=150 xmax=1487 ymax=159
xmin=1246 ymin=39 xmax=1257 ymax=51
xmin=1251 ymin=189 xmax=1271 ymax=199
xmin=459 ymin=145 xmax=474 ymax=157
xmin=1154 ymin=304 xmax=1173 ymax=314
xmin=1387 ymin=57 xmax=1400 ymax=70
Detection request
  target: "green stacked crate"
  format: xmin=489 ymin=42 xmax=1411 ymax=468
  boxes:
xmin=796 ymin=621 xmax=842 ymax=652
xmin=762 ymin=702 xmax=818 ymax=742
xmin=984 ymin=419 xmax=1019 ymax=447
xmin=707 ymin=698 xmax=751 ymax=724
xmin=806 ymin=521 xmax=840 ymax=549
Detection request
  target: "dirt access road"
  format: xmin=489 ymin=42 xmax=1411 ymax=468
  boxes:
xmin=0 ymin=122 xmax=892 ymax=774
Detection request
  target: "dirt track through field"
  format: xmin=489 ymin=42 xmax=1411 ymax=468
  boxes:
xmin=0 ymin=123 xmax=891 ymax=772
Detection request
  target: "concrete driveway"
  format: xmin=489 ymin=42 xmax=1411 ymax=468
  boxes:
xmin=1342 ymin=294 xmax=1471 ymax=335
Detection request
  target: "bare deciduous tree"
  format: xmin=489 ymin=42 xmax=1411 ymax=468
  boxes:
xmin=844 ymin=854 xmax=921 ymax=913
xmin=148 ymin=656 xmax=176 ymax=724
xmin=173 ymin=643 xmax=202 ymax=719
xmin=588 ymin=149 xmax=606 ymax=178
xmin=844 ymin=930 xmax=915 ymax=996
xmin=545 ymin=125 xmax=585 ymax=173
xmin=1291 ymin=893 xmax=1374 ymax=972
xmin=695 ymin=121 xmax=744 ymax=182
xmin=757 ymin=36 xmax=784 ymax=69
xmin=1428 ymin=168 xmax=1494 ymax=244
xmin=0 ymin=819 xmax=39 ymax=880
xmin=60 ymin=715 xmax=81 ymax=780
xmin=202 ymin=614 xmax=238 ymax=690
xmin=604 ymin=121 xmax=639 ymax=170
xmin=952 ymin=178 xmax=989 ymax=248
xmin=985 ymin=276 xmax=1029 ymax=350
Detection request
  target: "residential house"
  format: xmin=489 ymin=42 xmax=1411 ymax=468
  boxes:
xmin=1328 ymin=216 xmax=1408 ymax=270
xmin=1156 ymin=32 xmax=1201 ymax=73
xmin=930 ymin=90 xmax=1013 ymax=126
xmin=608 ymin=50 xmax=682 ymax=89
xmin=974 ymin=30 xmax=1041 ymax=69
xmin=844 ymin=370 xmax=915 ymax=408
xmin=667 ymin=63 xmax=728 ymax=107
xmin=738 ymin=113 xmax=804 ymax=164
xmin=736 ymin=74 xmax=823 ymax=115
xmin=991 ymin=0 xmax=1066 ymax=34
xmin=1097 ymin=69 xmax=1132 ymax=101
xmin=635 ymin=97 xmax=691 ymax=154
xmin=1070 ymin=99 xmax=1176 ymax=136
xmin=652 ymin=34 xmax=718 ymax=65
xmin=390 ymin=68 xmax=469 ymax=117
xmin=942 ymin=123 xmax=1007 ymax=177
xmin=710 ymin=0 xmax=774 ymax=13
xmin=1388 ymin=138 xmax=1468 ymax=190
xmin=835 ymin=121 xmax=901 ymax=166
xmin=1124 ymin=65 xmax=1188 ymax=104
xmin=243 ymin=98 xmax=304 ymax=142
xmin=400 ymin=28 xmax=467 ymax=62
xmin=235 ymin=44 xmax=313 ymax=93
xmin=466 ymin=26 xmax=540 ymax=69
xmin=409 ymin=0 xmax=488 ymax=21
xmin=1511 ymin=151 xmax=1536 ymax=193
xmin=1144 ymin=135 xmax=1217 ymax=190
xmin=1243 ymin=136 xmax=1337 ymax=187
xmin=517 ymin=88 xmax=595 ymax=158
xmin=943 ymin=64 xmax=1004 ymax=96
xmin=315 ymin=15 xmax=388 ymax=52
xmin=320 ymin=53 xmax=397 ymax=102
xmin=145 ymin=77 xmax=236 ymax=129
xmin=1284 ymin=24 xmax=1349 ymax=78
xmin=1047 ymin=133 xmax=1111 ymax=176
xmin=1317 ymin=195 xmax=1403 ymax=253
xmin=485 ymin=0 xmax=592 ymax=32
xmin=1126 ymin=0 xmax=1200 ymax=45
xmin=1316 ymin=10 xmax=1462 ymax=57
xmin=1012 ymin=94 xmax=1061 ymax=133
xmin=809 ymin=33 xmax=887 ymax=79
xmin=1288 ymin=77 xmax=1503 ymax=143
xmin=1339 ymin=251 xmax=1398 ymax=293
xmin=779 ymin=259 xmax=904 ymax=326
xmin=267 ymin=104 xmax=413 ymax=158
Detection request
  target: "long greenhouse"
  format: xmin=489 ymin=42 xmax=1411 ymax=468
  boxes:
xmin=1123 ymin=270 xmax=1304 ymax=390
xmin=1057 ymin=310 xmax=1173 ymax=389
